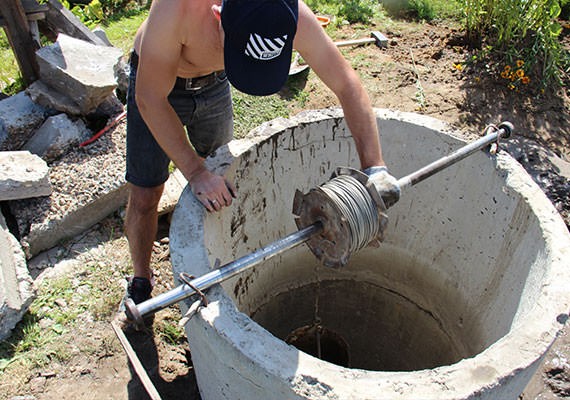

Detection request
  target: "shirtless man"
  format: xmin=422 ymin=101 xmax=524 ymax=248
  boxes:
xmin=123 ymin=0 xmax=400 ymax=306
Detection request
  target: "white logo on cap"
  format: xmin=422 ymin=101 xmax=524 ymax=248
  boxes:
xmin=245 ymin=33 xmax=288 ymax=60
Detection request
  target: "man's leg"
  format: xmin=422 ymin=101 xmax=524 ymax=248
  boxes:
xmin=125 ymin=183 xmax=164 ymax=281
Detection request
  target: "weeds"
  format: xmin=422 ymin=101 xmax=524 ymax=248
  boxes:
xmin=410 ymin=49 xmax=427 ymax=110
xmin=457 ymin=0 xmax=569 ymax=87
xmin=305 ymin=0 xmax=383 ymax=24
xmin=157 ymin=320 xmax=186 ymax=346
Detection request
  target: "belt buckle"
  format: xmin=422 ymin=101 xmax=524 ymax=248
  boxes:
xmin=185 ymin=78 xmax=202 ymax=91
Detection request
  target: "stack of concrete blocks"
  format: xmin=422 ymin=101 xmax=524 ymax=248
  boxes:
xmin=0 ymin=33 xmax=124 ymax=339
xmin=0 ymin=32 xmax=189 ymax=339
xmin=0 ymin=151 xmax=50 ymax=340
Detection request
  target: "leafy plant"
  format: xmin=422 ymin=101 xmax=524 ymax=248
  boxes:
xmin=457 ymin=0 xmax=569 ymax=87
xmin=408 ymin=0 xmax=436 ymax=21
xmin=305 ymin=0 xmax=382 ymax=24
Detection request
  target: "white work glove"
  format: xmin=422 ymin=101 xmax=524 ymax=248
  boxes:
xmin=362 ymin=166 xmax=400 ymax=209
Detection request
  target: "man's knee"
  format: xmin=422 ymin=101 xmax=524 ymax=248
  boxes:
xmin=127 ymin=183 xmax=164 ymax=214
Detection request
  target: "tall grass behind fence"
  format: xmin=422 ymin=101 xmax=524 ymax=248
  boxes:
xmin=459 ymin=0 xmax=568 ymax=86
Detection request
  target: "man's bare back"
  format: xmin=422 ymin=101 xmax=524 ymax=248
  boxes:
xmin=134 ymin=0 xmax=224 ymax=78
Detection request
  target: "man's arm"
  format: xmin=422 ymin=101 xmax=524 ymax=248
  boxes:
xmin=135 ymin=1 xmax=233 ymax=211
xmin=293 ymin=1 xmax=384 ymax=170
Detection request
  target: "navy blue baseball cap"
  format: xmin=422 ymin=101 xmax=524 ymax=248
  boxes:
xmin=221 ymin=0 xmax=298 ymax=96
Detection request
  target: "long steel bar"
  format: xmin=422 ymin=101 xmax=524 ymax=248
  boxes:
xmin=130 ymin=223 xmax=323 ymax=320
xmin=397 ymin=123 xmax=512 ymax=190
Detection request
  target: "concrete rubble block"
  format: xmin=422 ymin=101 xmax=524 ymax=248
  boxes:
xmin=8 ymin=120 xmax=128 ymax=258
xmin=92 ymin=26 xmax=113 ymax=47
xmin=0 ymin=212 xmax=36 ymax=341
xmin=0 ymin=92 xmax=50 ymax=151
xmin=0 ymin=151 xmax=52 ymax=201
xmin=26 ymin=80 xmax=82 ymax=115
xmin=88 ymin=94 xmax=124 ymax=121
xmin=36 ymin=34 xmax=124 ymax=114
xmin=24 ymin=114 xmax=89 ymax=162
xmin=16 ymin=185 xmax=129 ymax=258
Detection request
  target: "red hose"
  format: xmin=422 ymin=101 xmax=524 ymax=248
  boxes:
xmin=79 ymin=110 xmax=127 ymax=147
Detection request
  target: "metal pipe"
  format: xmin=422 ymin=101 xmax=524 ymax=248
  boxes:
xmin=397 ymin=122 xmax=513 ymax=190
xmin=126 ymin=222 xmax=323 ymax=323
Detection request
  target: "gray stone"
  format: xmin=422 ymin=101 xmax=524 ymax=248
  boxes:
xmin=89 ymin=94 xmax=124 ymax=120
xmin=36 ymin=34 xmax=124 ymax=114
xmin=0 ymin=92 xmax=50 ymax=151
xmin=26 ymin=80 xmax=82 ymax=115
xmin=0 ymin=212 xmax=35 ymax=341
xmin=0 ymin=151 xmax=52 ymax=201
xmin=92 ymin=26 xmax=113 ymax=46
xmin=24 ymin=114 xmax=89 ymax=162
xmin=21 ymin=184 xmax=129 ymax=258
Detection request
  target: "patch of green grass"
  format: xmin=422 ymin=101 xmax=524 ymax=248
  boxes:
xmin=0 ymin=233 xmax=129 ymax=376
xmin=156 ymin=320 xmax=186 ymax=346
xmin=232 ymin=90 xmax=291 ymax=138
xmin=101 ymin=7 xmax=148 ymax=53
xmin=305 ymin=0 xmax=384 ymax=24
xmin=0 ymin=31 xmax=22 ymax=94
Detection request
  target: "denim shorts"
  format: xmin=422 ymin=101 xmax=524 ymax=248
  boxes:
xmin=126 ymin=52 xmax=233 ymax=188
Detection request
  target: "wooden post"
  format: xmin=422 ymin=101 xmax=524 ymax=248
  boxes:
xmin=1 ymin=0 xmax=41 ymax=85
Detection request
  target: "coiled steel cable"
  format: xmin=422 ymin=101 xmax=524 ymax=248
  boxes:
xmin=319 ymin=174 xmax=380 ymax=253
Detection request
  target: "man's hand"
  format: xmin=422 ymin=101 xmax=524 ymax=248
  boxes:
xmin=189 ymin=168 xmax=237 ymax=212
xmin=363 ymin=166 xmax=400 ymax=209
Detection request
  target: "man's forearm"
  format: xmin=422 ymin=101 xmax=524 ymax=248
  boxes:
xmin=337 ymin=79 xmax=385 ymax=169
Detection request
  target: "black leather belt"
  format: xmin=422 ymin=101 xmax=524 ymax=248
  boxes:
xmin=130 ymin=51 xmax=225 ymax=91
xmin=176 ymin=71 xmax=226 ymax=91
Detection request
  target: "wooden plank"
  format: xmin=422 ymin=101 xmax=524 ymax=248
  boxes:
xmin=111 ymin=319 xmax=163 ymax=400
xmin=0 ymin=0 xmax=48 ymax=27
xmin=1 ymin=0 xmax=40 ymax=85
xmin=40 ymin=0 xmax=107 ymax=46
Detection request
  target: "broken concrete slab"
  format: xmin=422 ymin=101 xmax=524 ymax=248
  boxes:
xmin=26 ymin=79 xmax=83 ymax=115
xmin=36 ymin=34 xmax=123 ymax=114
xmin=8 ymin=119 xmax=128 ymax=258
xmin=0 ymin=211 xmax=35 ymax=341
xmin=0 ymin=92 xmax=51 ymax=151
xmin=24 ymin=114 xmax=89 ymax=162
xmin=0 ymin=151 xmax=52 ymax=201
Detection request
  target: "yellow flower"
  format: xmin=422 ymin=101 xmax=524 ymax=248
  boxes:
xmin=516 ymin=69 xmax=525 ymax=78
xmin=510 ymin=73 xmax=516 ymax=81
xmin=504 ymin=65 xmax=512 ymax=72
xmin=508 ymin=84 xmax=515 ymax=90
xmin=521 ymin=76 xmax=530 ymax=84
xmin=453 ymin=63 xmax=463 ymax=71
xmin=516 ymin=60 xmax=524 ymax=67
xmin=500 ymin=70 xmax=509 ymax=79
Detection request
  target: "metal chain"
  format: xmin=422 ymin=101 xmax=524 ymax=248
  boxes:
xmin=320 ymin=175 xmax=380 ymax=253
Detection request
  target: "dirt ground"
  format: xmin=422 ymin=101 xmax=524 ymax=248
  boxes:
xmin=2 ymin=18 xmax=570 ymax=400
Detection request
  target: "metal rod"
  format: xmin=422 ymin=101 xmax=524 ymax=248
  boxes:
xmin=397 ymin=122 xmax=513 ymax=190
xmin=129 ymin=222 xmax=323 ymax=321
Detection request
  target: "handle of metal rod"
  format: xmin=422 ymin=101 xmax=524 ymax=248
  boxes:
xmin=397 ymin=122 xmax=513 ymax=190
xmin=125 ymin=222 xmax=323 ymax=323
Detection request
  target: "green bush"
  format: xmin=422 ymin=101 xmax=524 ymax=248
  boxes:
xmin=458 ymin=0 xmax=569 ymax=86
xmin=408 ymin=0 xmax=436 ymax=21
xmin=305 ymin=0 xmax=381 ymax=24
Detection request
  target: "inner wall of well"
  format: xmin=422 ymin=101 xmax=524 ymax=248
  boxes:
xmin=246 ymin=247 xmax=480 ymax=371
xmin=205 ymin=114 xmax=546 ymax=371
